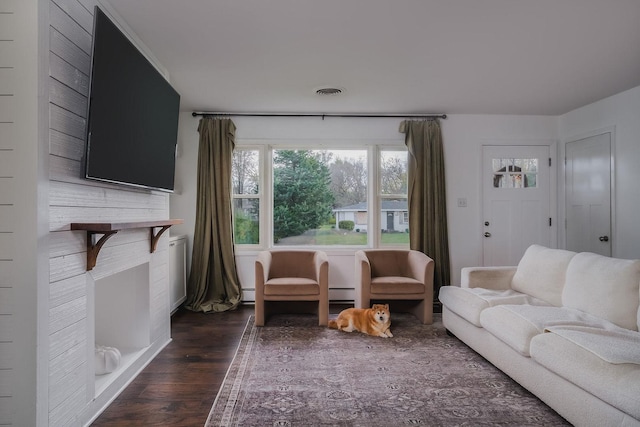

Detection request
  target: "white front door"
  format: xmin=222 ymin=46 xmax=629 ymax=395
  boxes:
xmin=482 ymin=145 xmax=551 ymax=266
xmin=565 ymin=133 xmax=612 ymax=256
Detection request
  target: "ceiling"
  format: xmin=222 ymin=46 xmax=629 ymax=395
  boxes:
xmin=106 ymin=0 xmax=640 ymax=116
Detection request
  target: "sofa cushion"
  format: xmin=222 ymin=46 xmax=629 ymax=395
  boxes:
xmin=544 ymin=325 xmax=640 ymax=365
xmin=438 ymin=286 xmax=550 ymax=327
xmin=511 ymin=245 xmax=576 ymax=306
xmin=371 ymin=277 xmax=424 ymax=294
xmin=264 ymin=278 xmax=319 ymax=296
xmin=460 ymin=266 xmax=517 ymax=290
xmin=562 ymin=252 xmax=640 ymax=331
xmin=479 ymin=305 xmax=618 ymax=356
xmin=530 ymin=331 xmax=640 ymax=420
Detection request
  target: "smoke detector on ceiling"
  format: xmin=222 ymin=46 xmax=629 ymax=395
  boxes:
xmin=315 ymin=86 xmax=345 ymax=96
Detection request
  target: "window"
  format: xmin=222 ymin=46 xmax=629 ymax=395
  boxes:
xmin=231 ymin=145 xmax=409 ymax=248
xmin=492 ymin=158 xmax=538 ymax=188
xmin=273 ymin=149 xmax=367 ymax=246
xmin=379 ymin=149 xmax=409 ymax=244
xmin=232 ymin=149 xmax=261 ymax=245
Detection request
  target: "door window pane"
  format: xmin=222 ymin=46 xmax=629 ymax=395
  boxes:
xmin=492 ymin=158 xmax=538 ymax=188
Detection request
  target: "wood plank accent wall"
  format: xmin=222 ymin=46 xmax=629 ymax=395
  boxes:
xmin=47 ymin=0 xmax=173 ymax=425
xmin=0 ymin=0 xmax=19 ymax=424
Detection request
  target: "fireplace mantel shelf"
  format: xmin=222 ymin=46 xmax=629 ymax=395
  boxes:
xmin=71 ymin=219 xmax=184 ymax=271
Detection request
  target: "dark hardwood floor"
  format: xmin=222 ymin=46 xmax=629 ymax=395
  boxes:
xmin=91 ymin=304 xmax=254 ymax=426
xmin=91 ymin=304 xmax=352 ymax=426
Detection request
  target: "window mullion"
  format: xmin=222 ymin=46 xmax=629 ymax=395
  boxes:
xmin=263 ymin=145 xmax=272 ymax=249
xmin=370 ymin=146 xmax=380 ymax=248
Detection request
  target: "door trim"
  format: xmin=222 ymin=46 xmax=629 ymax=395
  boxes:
xmin=479 ymin=138 xmax=558 ymax=265
xmin=560 ymin=126 xmax=616 ymax=256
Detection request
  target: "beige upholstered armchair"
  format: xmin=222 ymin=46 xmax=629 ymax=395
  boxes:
xmin=254 ymin=250 xmax=329 ymax=326
xmin=355 ymin=249 xmax=434 ymax=324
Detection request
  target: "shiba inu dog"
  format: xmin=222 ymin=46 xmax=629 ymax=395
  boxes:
xmin=328 ymin=304 xmax=393 ymax=338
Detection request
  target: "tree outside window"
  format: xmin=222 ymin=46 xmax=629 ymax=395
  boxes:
xmin=273 ymin=149 xmax=369 ymax=246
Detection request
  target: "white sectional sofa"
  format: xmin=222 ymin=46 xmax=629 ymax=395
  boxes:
xmin=439 ymin=245 xmax=640 ymax=427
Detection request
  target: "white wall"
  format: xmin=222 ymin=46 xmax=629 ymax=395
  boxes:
xmin=559 ymin=85 xmax=640 ymax=259
xmin=170 ymin=113 xmax=558 ymax=300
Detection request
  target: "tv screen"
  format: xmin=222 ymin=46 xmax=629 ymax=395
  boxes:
xmin=84 ymin=7 xmax=180 ymax=192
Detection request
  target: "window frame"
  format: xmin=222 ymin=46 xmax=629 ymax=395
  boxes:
xmin=232 ymin=140 xmax=409 ymax=251
xmin=376 ymin=146 xmax=410 ymax=248
xmin=231 ymin=145 xmax=265 ymax=249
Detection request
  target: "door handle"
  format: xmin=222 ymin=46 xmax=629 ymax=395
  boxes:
xmin=484 ymin=232 xmax=491 ymax=238
xmin=599 ymin=236 xmax=609 ymax=242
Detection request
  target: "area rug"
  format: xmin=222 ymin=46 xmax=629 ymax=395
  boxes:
xmin=206 ymin=313 xmax=570 ymax=426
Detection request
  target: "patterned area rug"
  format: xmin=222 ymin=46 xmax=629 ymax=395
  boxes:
xmin=206 ymin=313 xmax=570 ymax=426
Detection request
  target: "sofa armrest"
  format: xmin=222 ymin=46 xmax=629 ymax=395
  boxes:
xmin=461 ymin=266 xmax=517 ymax=290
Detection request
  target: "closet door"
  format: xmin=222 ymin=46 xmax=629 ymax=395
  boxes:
xmin=565 ymin=133 xmax=612 ymax=256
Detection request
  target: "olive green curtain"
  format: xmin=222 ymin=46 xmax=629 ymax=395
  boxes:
xmin=400 ymin=119 xmax=451 ymax=299
xmin=185 ymin=117 xmax=242 ymax=312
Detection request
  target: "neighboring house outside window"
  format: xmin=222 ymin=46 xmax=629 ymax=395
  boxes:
xmin=333 ymin=200 xmax=408 ymax=233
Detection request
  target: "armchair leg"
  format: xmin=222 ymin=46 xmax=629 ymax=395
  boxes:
xmin=318 ymin=300 xmax=328 ymax=326
xmin=410 ymin=299 xmax=433 ymax=325
xmin=255 ymin=301 xmax=265 ymax=326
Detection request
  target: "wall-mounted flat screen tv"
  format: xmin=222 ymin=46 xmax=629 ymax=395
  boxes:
xmin=84 ymin=6 xmax=180 ymax=192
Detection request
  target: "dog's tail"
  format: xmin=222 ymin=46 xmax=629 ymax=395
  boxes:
xmin=328 ymin=319 xmax=338 ymax=329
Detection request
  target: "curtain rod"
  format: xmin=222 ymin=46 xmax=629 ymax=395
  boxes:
xmin=191 ymin=111 xmax=447 ymax=119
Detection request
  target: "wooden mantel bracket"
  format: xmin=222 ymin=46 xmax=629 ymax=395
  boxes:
xmin=85 ymin=230 xmax=118 ymax=271
xmin=71 ymin=219 xmax=184 ymax=271
xmin=150 ymin=225 xmax=172 ymax=253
